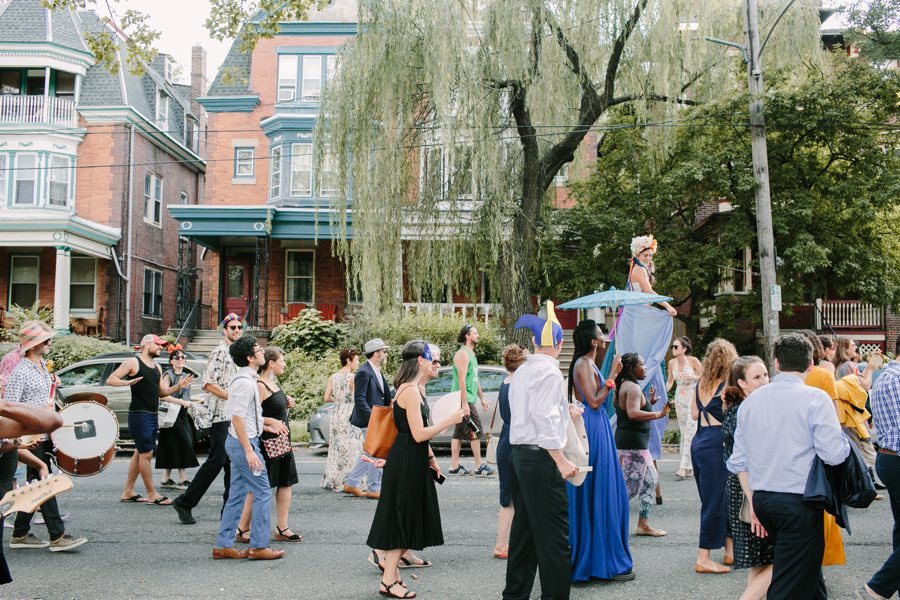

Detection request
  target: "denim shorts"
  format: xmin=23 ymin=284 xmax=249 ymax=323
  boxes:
xmin=128 ymin=411 xmax=158 ymax=453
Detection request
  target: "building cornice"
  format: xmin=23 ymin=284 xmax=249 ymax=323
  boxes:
xmin=276 ymin=22 xmax=357 ymax=36
xmin=197 ymin=95 xmax=261 ymax=113
xmin=0 ymin=42 xmax=93 ymax=71
xmin=261 ymin=113 xmax=318 ymax=136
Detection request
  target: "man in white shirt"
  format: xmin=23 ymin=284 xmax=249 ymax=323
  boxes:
xmin=504 ymin=305 xmax=578 ymax=600
xmin=727 ymin=333 xmax=850 ymax=599
xmin=213 ymin=335 xmax=284 ymax=561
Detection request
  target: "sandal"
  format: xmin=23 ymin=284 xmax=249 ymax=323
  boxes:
xmin=235 ymin=527 xmax=250 ymax=544
xmin=148 ymin=496 xmax=173 ymax=506
xmin=368 ymin=549 xmax=385 ymax=573
xmin=379 ymin=580 xmax=415 ymax=599
xmin=119 ymin=494 xmax=148 ymax=503
xmin=274 ymin=526 xmax=303 ymax=542
xmin=398 ymin=554 xmax=431 ymax=568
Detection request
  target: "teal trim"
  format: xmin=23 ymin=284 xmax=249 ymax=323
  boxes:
xmin=276 ymin=22 xmax=357 ymax=36
xmin=0 ymin=42 xmax=93 ymax=66
xmin=167 ymin=205 xmax=353 ymax=243
xmin=261 ymin=114 xmax=318 ymax=136
xmin=275 ymin=46 xmax=339 ymax=54
xmin=0 ymin=220 xmax=120 ymax=246
xmin=197 ymin=95 xmax=260 ymax=113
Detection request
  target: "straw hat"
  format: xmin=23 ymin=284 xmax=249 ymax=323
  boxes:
xmin=18 ymin=321 xmax=55 ymax=353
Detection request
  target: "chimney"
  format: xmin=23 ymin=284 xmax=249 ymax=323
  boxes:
xmin=190 ymin=44 xmax=208 ymax=158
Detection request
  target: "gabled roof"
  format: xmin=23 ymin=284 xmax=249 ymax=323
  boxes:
xmin=0 ymin=0 xmax=91 ymax=55
xmin=206 ymin=34 xmax=252 ymax=97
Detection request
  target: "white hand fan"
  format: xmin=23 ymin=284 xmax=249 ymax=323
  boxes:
xmin=430 ymin=391 xmax=462 ymax=431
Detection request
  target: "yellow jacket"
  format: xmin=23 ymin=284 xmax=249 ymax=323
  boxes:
xmin=834 ymin=375 xmax=870 ymax=439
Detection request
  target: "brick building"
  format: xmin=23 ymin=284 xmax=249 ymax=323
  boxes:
xmin=0 ymin=0 xmax=205 ymax=344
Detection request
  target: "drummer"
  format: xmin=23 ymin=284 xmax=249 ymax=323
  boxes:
xmin=107 ymin=334 xmax=194 ymax=506
xmin=2 ymin=322 xmax=88 ymax=552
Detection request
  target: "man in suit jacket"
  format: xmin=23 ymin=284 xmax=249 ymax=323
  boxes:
xmin=343 ymin=338 xmax=392 ymax=499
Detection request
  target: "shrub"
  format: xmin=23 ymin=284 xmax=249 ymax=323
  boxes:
xmin=5 ymin=302 xmax=54 ymax=331
xmin=343 ymin=311 xmax=504 ymax=375
xmin=270 ymin=309 xmax=345 ymax=357
xmin=662 ymin=428 xmax=681 ymax=445
xmin=280 ymin=349 xmax=342 ymax=421
xmin=47 ymin=335 xmax=129 ymax=371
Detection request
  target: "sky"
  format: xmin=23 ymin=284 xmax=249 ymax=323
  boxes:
xmin=108 ymin=0 xmax=232 ymax=86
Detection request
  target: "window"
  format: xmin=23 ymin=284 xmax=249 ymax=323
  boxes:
xmin=0 ymin=154 xmax=7 ymax=203
xmin=425 ymin=370 xmax=453 ymax=396
xmin=156 ymin=90 xmax=169 ymax=130
xmin=179 ymin=191 xmax=188 ymax=204
xmin=14 ymin=154 xmax=37 ymax=205
xmin=144 ymin=172 xmax=163 ymax=225
xmin=57 ymin=362 xmax=105 ymax=387
xmin=421 ymin=147 xmax=444 ymax=198
xmin=48 ymin=155 xmax=70 ymax=207
xmin=25 ymin=69 xmax=44 ymax=95
xmin=277 ymin=55 xmax=297 ymax=101
xmin=70 ymin=256 xmax=96 ymax=311
xmin=9 ymin=256 xmax=39 ymax=307
xmin=269 ymin=146 xmax=282 ymax=200
xmin=301 ymin=55 xmax=322 ymax=101
xmin=285 ymin=251 xmax=314 ymax=303
xmin=449 ymin=148 xmax=473 ymax=198
xmin=55 ymin=71 xmax=76 ymax=98
xmin=185 ymin=117 xmax=199 ymax=153
xmin=142 ymin=268 xmax=163 ymax=318
xmin=234 ymin=147 xmax=254 ymax=177
xmin=325 ymin=55 xmax=337 ymax=83
xmin=0 ymin=70 xmax=20 ymax=94
xmin=290 ymin=143 xmax=312 ymax=196
xmin=319 ymin=146 xmax=338 ymax=196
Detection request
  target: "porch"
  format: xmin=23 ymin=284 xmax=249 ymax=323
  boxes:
xmin=780 ymin=298 xmax=889 ymax=353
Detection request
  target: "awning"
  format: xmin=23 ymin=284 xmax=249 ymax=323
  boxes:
xmin=0 ymin=211 xmax=121 ymax=258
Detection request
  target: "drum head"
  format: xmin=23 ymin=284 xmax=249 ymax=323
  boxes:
xmin=51 ymin=402 xmax=118 ymax=459
xmin=867 ymin=352 xmax=886 ymax=368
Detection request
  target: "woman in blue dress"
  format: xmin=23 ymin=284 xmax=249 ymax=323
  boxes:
xmin=492 ymin=344 xmax=528 ymax=560
xmin=567 ymin=319 xmax=635 ymax=582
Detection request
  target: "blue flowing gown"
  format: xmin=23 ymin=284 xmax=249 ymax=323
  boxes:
xmin=568 ymin=363 xmax=634 ymax=581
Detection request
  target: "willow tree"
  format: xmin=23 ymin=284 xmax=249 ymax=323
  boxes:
xmin=317 ymin=0 xmax=822 ymax=328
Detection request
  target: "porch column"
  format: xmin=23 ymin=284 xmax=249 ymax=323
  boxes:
xmin=53 ymin=246 xmax=72 ymax=334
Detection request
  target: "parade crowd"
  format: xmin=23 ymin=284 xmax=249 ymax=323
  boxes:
xmin=0 ymin=238 xmax=896 ymax=600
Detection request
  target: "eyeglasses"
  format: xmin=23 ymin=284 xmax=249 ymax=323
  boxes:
xmin=253 ymin=346 xmax=263 ymax=354
xmin=228 ymin=325 xmax=243 ymax=331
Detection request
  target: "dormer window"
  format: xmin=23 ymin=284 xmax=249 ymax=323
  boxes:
xmin=164 ymin=56 xmax=176 ymax=83
xmin=156 ymin=89 xmax=169 ymax=130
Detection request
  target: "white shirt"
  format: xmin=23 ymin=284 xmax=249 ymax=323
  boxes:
xmin=369 ymin=360 xmax=384 ymax=392
xmin=509 ymin=353 xmax=568 ymax=450
xmin=227 ymin=367 xmax=264 ymax=440
xmin=727 ymin=373 xmax=850 ymax=494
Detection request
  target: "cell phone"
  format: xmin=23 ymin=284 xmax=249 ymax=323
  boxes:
xmin=430 ymin=467 xmax=446 ymax=485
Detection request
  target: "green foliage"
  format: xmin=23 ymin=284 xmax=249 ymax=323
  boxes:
xmin=842 ymin=0 xmax=900 ymax=64
xmin=540 ymin=57 xmax=900 ymax=341
xmin=270 ymin=309 xmax=345 ymax=357
xmin=280 ymin=349 xmax=341 ymax=421
xmin=5 ymin=302 xmax=54 ymax=331
xmin=343 ymin=312 xmax=504 ymax=375
xmin=46 ymin=335 xmax=129 ymax=371
xmin=662 ymin=428 xmax=680 ymax=445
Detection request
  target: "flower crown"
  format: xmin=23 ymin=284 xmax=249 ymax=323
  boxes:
xmin=630 ymin=235 xmax=658 ymax=257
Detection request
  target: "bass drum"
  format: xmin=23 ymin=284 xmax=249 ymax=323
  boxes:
xmin=51 ymin=401 xmax=119 ymax=477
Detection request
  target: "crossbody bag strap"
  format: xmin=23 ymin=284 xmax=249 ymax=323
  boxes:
xmin=488 ymin=386 xmax=501 ymax=431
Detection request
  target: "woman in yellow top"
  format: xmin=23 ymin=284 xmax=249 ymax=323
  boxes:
xmin=799 ymin=331 xmax=845 ymax=567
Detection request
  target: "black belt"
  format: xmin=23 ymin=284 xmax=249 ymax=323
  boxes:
xmin=514 ymin=444 xmax=544 ymax=452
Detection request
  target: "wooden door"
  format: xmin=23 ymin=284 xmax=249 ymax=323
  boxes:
xmin=223 ymin=259 xmax=251 ymax=318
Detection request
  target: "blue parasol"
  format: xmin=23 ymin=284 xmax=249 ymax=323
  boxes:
xmin=557 ymin=286 xmax=672 ymax=310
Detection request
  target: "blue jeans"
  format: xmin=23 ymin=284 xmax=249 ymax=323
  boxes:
xmin=344 ymin=427 xmax=382 ymax=492
xmin=868 ymin=452 xmax=899 ymax=598
xmin=216 ymin=436 xmax=272 ymax=549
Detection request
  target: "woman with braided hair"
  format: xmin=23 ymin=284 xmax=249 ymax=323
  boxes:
xmin=567 ymin=319 xmax=635 ymax=582
xmin=614 ymin=353 xmax=671 ymax=537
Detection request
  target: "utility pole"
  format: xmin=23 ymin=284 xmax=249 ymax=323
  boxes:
xmin=745 ymin=0 xmax=780 ymax=370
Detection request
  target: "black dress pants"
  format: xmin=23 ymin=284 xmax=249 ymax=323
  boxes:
xmin=13 ymin=440 xmax=64 ymax=540
xmin=0 ymin=450 xmax=18 ymax=584
xmin=753 ymin=491 xmax=826 ymax=600
xmin=175 ymin=421 xmax=230 ymax=510
xmin=503 ymin=446 xmax=571 ymax=600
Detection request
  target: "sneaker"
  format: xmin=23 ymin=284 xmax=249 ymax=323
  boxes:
xmin=475 ymin=464 xmax=495 ymax=477
xmin=35 ymin=512 xmax=69 ymax=525
xmin=173 ymin=500 xmax=196 ymax=525
xmin=49 ymin=534 xmax=87 ymax=552
xmin=9 ymin=533 xmax=50 ymax=549
xmin=448 ymin=466 xmax=470 ymax=476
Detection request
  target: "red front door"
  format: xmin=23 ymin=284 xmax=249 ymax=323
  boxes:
xmin=223 ymin=259 xmax=251 ymax=319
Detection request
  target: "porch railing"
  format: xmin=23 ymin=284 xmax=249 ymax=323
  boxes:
xmin=0 ymin=95 xmax=77 ymax=127
xmin=174 ymin=299 xmax=202 ymax=346
xmin=815 ymin=299 xmax=884 ymax=330
xmin=402 ymin=302 xmax=502 ymax=326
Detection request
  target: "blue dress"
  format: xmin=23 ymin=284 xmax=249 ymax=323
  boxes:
xmin=568 ymin=359 xmax=634 ymax=581
xmin=497 ymin=381 xmax=512 ymax=507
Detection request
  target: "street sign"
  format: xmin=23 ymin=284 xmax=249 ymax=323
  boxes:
xmin=770 ymin=284 xmax=782 ymax=312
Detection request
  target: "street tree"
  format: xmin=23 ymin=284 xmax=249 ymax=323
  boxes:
xmin=539 ymin=57 xmax=900 ymax=351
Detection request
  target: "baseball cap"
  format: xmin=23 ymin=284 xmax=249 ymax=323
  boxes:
xmin=140 ymin=334 xmax=167 ymax=347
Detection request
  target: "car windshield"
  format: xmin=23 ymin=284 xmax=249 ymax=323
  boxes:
xmin=425 ymin=370 xmax=454 ymax=396
xmin=478 ymin=369 xmax=506 ymax=393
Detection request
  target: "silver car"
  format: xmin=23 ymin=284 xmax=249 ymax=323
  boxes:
xmin=55 ymin=352 xmax=208 ymax=441
xmin=308 ymin=365 xmax=508 ymax=447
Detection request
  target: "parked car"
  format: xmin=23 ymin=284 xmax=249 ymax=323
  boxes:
xmin=308 ymin=365 xmax=508 ymax=447
xmin=55 ymin=352 xmax=209 ymax=442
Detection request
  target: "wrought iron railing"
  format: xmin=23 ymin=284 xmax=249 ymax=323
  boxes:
xmin=174 ymin=298 xmax=202 ymax=347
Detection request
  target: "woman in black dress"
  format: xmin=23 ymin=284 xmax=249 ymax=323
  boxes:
xmin=156 ymin=349 xmax=199 ymax=489
xmin=367 ymin=341 xmax=464 ymax=599
xmin=722 ymin=356 xmax=773 ymax=600
xmin=236 ymin=347 xmax=300 ymax=543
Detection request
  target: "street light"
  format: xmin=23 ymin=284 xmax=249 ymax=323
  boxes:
xmin=706 ymin=0 xmax=799 ymax=370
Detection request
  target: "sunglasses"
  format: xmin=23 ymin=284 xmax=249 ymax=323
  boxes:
xmin=172 ymin=355 xmax=186 ymax=360
xmin=227 ymin=325 xmax=243 ymax=331
xmin=671 ymin=344 xmax=681 ymax=350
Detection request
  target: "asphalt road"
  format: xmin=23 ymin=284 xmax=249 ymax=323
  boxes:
xmin=1 ymin=447 xmax=892 ymax=600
